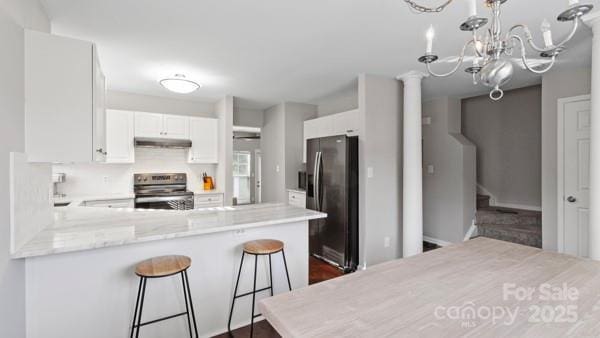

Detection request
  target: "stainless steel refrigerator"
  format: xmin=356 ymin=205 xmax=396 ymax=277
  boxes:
xmin=306 ymin=135 xmax=358 ymax=272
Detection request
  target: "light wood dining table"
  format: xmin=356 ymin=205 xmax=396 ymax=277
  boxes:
xmin=260 ymin=237 xmax=600 ymax=337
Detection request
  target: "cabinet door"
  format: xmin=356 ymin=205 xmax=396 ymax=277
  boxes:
xmin=25 ymin=30 xmax=95 ymax=163
xmin=163 ymin=115 xmax=190 ymax=139
xmin=92 ymin=47 xmax=107 ymax=162
xmin=106 ymin=110 xmax=135 ymax=163
xmin=303 ymin=119 xmax=319 ymax=163
xmin=189 ymin=117 xmax=218 ymax=163
xmin=333 ymin=109 xmax=359 ymax=135
xmin=316 ymin=115 xmax=335 ymax=137
xmin=134 ymin=112 xmax=163 ymax=138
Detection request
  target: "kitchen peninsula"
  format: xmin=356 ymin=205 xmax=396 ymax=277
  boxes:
xmin=16 ymin=202 xmax=325 ymax=338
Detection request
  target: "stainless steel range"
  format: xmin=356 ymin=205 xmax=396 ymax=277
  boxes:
xmin=134 ymin=173 xmax=194 ymax=210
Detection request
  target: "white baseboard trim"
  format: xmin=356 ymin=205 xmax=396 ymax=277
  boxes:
xmin=423 ymin=236 xmax=452 ymax=247
xmin=492 ymin=202 xmax=542 ymax=212
xmin=464 ymin=222 xmax=478 ymax=241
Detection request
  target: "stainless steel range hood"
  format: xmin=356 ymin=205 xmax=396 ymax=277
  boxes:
xmin=134 ymin=137 xmax=192 ymax=149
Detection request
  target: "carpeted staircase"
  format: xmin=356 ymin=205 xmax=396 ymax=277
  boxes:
xmin=475 ymin=195 xmax=542 ymax=248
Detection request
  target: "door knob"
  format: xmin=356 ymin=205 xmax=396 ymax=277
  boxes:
xmin=567 ymin=196 xmax=577 ymax=203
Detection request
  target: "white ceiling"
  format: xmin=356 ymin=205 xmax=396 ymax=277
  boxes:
xmin=41 ymin=0 xmax=593 ymax=109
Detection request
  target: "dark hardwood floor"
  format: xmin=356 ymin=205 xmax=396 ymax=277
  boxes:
xmin=212 ymin=319 xmax=280 ymax=338
xmin=309 ymin=256 xmax=344 ymax=284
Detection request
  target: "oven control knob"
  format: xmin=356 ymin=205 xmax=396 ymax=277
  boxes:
xmin=143 ymin=178 xmax=148 ymax=182
xmin=136 ymin=177 xmax=141 ymax=181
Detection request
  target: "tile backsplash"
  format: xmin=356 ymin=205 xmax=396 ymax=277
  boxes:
xmin=53 ymin=147 xmax=217 ymax=196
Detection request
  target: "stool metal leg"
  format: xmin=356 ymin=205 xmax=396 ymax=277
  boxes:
xmin=228 ymin=252 xmax=245 ymax=333
xmin=281 ymin=249 xmax=292 ymax=291
xmin=181 ymin=272 xmax=193 ymax=338
xmin=250 ymin=254 xmax=258 ymax=338
xmin=135 ymin=277 xmax=147 ymax=338
xmin=268 ymin=254 xmax=274 ymax=297
xmin=183 ymin=270 xmax=199 ymax=337
xmin=130 ymin=277 xmax=143 ymax=338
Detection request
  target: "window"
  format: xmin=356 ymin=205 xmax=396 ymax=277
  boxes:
xmin=233 ymin=151 xmax=251 ymax=177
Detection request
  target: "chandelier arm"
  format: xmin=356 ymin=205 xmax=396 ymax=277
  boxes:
xmin=506 ymin=18 xmax=579 ymax=53
xmin=403 ymin=0 xmax=454 ymax=13
xmin=511 ymin=35 xmax=557 ymax=74
xmin=425 ymin=40 xmax=474 ymax=77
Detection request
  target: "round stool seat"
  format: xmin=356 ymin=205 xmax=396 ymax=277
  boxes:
xmin=135 ymin=255 xmax=191 ymax=278
xmin=243 ymin=239 xmax=284 ymax=255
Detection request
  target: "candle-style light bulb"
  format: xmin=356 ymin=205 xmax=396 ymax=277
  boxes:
xmin=468 ymin=0 xmax=477 ymax=17
xmin=541 ymin=19 xmax=553 ymax=48
xmin=426 ymin=25 xmax=435 ymax=54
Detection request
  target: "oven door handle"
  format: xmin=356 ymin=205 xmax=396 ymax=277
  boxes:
xmin=135 ymin=196 xmax=192 ymax=203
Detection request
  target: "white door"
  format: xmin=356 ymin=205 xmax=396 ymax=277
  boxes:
xmin=255 ymin=149 xmax=262 ymax=204
xmin=560 ymin=96 xmax=591 ymax=257
xmin=106 ymin=110 xmax=134 ymax=163
xmin=188 ymin=117 xmax=218 ymax=163
xmin=134 ymin=112 xmax=163 ymax=138
xmin=163 ymin=115 xmax=189 ymax=139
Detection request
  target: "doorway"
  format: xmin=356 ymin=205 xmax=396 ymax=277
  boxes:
xmin=558 ymin=95 xmax=591 ymax=257
xmin=232 ymin=128 xmax=261 ymax=205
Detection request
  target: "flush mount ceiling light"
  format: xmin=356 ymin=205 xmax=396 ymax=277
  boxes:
xmin=159 ymin=74 xmax=201 ymax=94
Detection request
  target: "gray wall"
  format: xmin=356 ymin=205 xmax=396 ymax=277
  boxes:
xmin=107 ymin=90 xmax=215 ymax=117
xmin=462 ymin=85 xmax=542 ymax=208
xmin=0 ymin=1 xmax=49 ymax=336
xmin=260 ymin=102 xmax=316 ymax=203
xmin=233 ymin=106 xmax=263 ymax=128
xmin=284 ymin=102 xmax=317 ymax=189
xmin=358 ymin=74 xmax=403 ymax=267
xmin=423 ymin=97 xmax=476 ymax=244
xmin=261 ymin=104 xmax=286 ymax=203
xmin=542 ymin=68 xmax=591 ymax=251
xmin=314 ymin=81 xmax=358 ymax=117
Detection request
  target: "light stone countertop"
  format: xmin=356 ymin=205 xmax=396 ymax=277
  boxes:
xmin=13 ymin=203 xmax=326 ymax=259
xmin=53 ymin=193 xmax=136 ymax=206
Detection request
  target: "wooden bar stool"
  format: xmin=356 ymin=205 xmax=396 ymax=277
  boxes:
xmin=227 ymin=239 xmax=292 ymax=337
xmin=130 ymin=255 xmax=199 ymax=338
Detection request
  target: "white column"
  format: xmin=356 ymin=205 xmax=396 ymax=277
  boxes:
xmin=398 ymin=71 xmax=427 ymax=257
xmin=585 ymin=13 xmax=600 ymax=259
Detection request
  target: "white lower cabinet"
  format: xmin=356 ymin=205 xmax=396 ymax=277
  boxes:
xmin=288 ymin=190 xmax=306 ymax=208
xmin=194 ymin=193 xmax=224 ymax=208
xmin=106 ymin=110 xmax=135 ymax=163
xmin=83 ymin=198 xmax=134 ymax=208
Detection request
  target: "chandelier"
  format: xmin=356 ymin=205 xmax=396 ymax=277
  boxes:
xmin=409 ymin=0 xmax=593 ymax=100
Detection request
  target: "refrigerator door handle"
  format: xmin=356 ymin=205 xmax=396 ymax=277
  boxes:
xmin=315 ymin=151 xmax=323 ymax=211
xmin=313 ymin=151 xmax=320 ymax=211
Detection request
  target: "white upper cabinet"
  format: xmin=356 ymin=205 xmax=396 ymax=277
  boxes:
xmin=134 ymin=112 xmax=189 ymax=139
xmin=93 ymin=48 xmax=107 ymax=162
xmin=25 ymin=30 xmax=107 ymax=163
xmin=106 ymin=110 xmax=135 ymax=163
xmin=188 ymin=117 xmax=219 ymax=164
xmin=134 ymin=112 xmax=165 ymax=138
xmin=303 ymin=109 xmax=359 ymax=162
xmin=163 ymin=114 xmax=190 ymax=139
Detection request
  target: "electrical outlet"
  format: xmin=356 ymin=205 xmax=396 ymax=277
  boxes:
xmin=102 ymin=176 xmax=109 ymax=184
xmin=384 ymin=236 xmax=391 ymax=248
xmin=367 ymin=167 xmax=374 ymax=178
xmin=233 ymin=229 xmax=246 ymax=236
xmin=276 ymin=165 xmax=280 ymax=173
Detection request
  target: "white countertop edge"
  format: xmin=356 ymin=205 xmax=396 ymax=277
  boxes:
xmin=286 ymin=188 xmax=306 ymax=194
xmin=12 ymin=210 xmax=326 ymax=259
